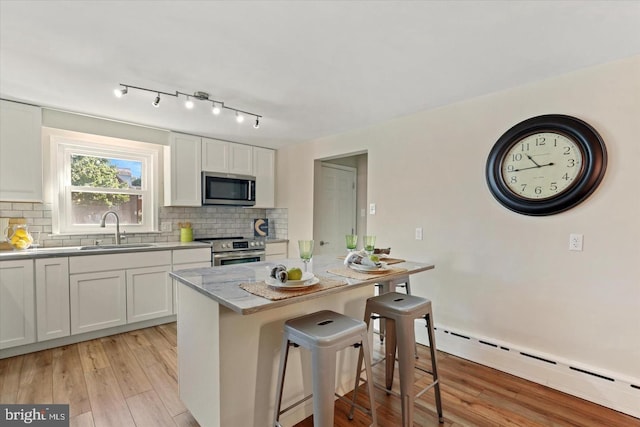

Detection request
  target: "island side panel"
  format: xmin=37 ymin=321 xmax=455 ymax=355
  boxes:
xmin=218 ymin=285 xmax=374 ymax=427
xmin=177 ymin=283 xmax=221 ymax=427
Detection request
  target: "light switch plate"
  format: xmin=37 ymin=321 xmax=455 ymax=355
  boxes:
xmin=161 ymin=222 xmax=172 ymax=232
xmin=369 ymin=203 xmax=376 ymax=215
xmin=415 ymin=227 xmax=423 ymax=240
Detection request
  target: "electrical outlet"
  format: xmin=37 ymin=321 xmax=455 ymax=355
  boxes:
xmin=415 ymin=227 xmax=423 ymax=240
xmin=569 ymin=233 xmax=583 ymax=251
xmin=161 ymin=222 xmax=172 ymax=232
xmin=369 ymin=203 xmax=376 ymax=215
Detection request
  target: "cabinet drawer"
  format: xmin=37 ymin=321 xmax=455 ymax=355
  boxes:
xmin=69 ymin=250 xmax=172 ymax=274
xmin=172 ymin=248 xmax=211 ymax=265
xmin=265 ymin=242 xmax=287 ymax=256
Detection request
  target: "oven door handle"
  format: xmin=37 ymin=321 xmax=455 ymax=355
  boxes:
xmin=213 ymin=250 xmax=266 ymax=261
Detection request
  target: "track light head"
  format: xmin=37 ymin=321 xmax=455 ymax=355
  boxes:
xmin=212 ymin=102 xmax=221 ymax=115
xmin=185 ymin=96 xmax=194 ymax=110
xmin=236 ymin=111 xmax=244 ymax=123
xmin=253 ymin=117 xmax=260 ymax=129
xmin=114 ymin=86 xmax=128 ymax=98
xmin=152 ymin=94 xmax=161 ymax=108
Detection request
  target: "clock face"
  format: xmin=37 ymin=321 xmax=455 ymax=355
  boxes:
xmin=485 ymin=115 xmax=607 ymax=216
xmin=501 ymin=132 xmax=585 ymax=200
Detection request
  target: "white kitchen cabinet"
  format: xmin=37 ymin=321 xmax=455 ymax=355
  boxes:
xmin=127 ymin=265 xmax=172 ymax=323
xmin=0 ymin=259 xmax=35 ymax=349
xmin=70 ymin=270 xmax=127 ymax=334
xmin=0 ymin=100 xmax=43 ymax=202
xmin=201 ymin=138 xmax=253 ymax=175
xmin=265 ymin=241 xmax=288 ymax=261
xmin=164 ymin=132 xmax=202 ymax=206
xmin=229 ymin=143 xmax=253 ymax=175
xmin=35 ymin=257 xmax=70 ymax=341
xmin=201 ymin=137 xmax=229 ymax=172
xmin=69 ymin=250 xmax=172 ymax=334
xmin=253 ymin=146 xmax=276 ymax=208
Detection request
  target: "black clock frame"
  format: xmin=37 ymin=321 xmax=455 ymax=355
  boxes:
xmin=486 ymin=114 xmax=607 ymax=216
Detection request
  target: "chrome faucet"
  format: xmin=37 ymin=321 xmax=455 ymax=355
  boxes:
xmin=100 ymin=211 xmax=121 ymax=245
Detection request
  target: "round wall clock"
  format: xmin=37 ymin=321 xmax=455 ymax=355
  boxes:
xmin=486 ymin=114 xmax=607 ymax=216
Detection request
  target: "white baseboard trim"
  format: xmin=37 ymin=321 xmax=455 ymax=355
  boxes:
xmin=414 ymin=321 xmax=640 ymax=419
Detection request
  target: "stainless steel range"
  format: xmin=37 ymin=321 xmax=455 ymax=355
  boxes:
xmin=195 ymin=236 xmax=266 ymax=266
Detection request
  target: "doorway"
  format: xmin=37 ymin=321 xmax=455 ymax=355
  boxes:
xmin=313 ymin=153 xmax=368 ymax=256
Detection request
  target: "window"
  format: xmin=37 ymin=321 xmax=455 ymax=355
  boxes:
xmin=50 ymin=132 xmax=159 ymax=234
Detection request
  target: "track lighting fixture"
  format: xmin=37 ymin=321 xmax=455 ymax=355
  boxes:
xmin=114 ymin=86 xmax=128 ymax=98
xmin=113 ymin=83 xmax=262 ymax=127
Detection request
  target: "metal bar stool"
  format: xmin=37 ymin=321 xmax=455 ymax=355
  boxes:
xmin=375 ymin=276 xmax=418 ymax=358
xmin=350 ymin=292 xmax=443 ymax=426
xmin=273 ymin=310 xmax=377 ymax=427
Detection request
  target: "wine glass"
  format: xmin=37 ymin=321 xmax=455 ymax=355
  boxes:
xmin=363 ymin=235 xmax=376 ymax=255
xmin=345 ymin=234 xmax=358 ymax=253
xmin=298 ymin=240 xmax=314 ymax=272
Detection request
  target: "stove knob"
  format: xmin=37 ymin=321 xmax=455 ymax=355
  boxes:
xmin=222 ymin=243 xmax=228 ymax=248
xmin=250 ymin=242 xmax=255 ymax=247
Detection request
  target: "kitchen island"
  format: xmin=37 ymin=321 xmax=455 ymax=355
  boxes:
xmin=170 ymin=255 xmax=434 ymax=427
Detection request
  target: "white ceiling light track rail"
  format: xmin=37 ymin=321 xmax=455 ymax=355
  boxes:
xmin=114 ymin=83 xmax=261 ymax=128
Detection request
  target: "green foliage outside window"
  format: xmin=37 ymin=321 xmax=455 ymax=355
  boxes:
xmin=70 ymin=155 xmax=130 ymax=207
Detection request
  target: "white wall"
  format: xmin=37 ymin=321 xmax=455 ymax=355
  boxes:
xmin=277 ymin=56 xmax=640 ymax=387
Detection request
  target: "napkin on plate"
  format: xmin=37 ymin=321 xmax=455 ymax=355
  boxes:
xmin=344 ymin=250 xmax=381 ymax=267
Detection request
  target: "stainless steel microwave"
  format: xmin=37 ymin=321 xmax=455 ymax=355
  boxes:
xmin=202 ymin=172 xmax=256 ymax=206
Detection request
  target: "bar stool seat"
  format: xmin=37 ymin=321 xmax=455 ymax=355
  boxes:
xmin=273 ymin=310 xmax=377 ymax=427
xmin=351 ymin=292 xmax=444 ymax=426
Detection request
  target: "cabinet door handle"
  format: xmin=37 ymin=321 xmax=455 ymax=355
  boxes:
xmin=319 ymin=240 xmax=329 ymax=246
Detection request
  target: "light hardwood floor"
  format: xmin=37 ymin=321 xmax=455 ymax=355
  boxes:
xmin=0 ymin=323 xmax=638 ymax=427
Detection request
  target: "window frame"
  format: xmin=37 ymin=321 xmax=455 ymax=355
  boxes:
xmin=50 ymin=133 xmax=159 ymax=235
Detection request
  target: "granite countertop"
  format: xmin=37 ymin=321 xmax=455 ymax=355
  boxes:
xmin=0 ymin=241 xmax=211 ymax=260
xmin=170 ymin=254 xmax=435 ymax=315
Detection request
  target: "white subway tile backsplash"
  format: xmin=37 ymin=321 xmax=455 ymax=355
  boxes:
xmin=4 ymin=203 xmax=288 ymax=247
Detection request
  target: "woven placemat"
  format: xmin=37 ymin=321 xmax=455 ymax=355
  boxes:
xmin=327 ymin=266 xmax=408 ymax=280
xmin=336 ymin=256 xmax=406 ymax=265
xmin=239 ymin=275 xmax=347 ymax=301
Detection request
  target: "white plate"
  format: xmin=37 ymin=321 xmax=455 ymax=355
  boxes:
xmin=267 ymin=271 xmax=314 ymax=286
xmin=348 ymin=262 xmax=391 ymax=273
xmin=266 ymin=276 xmax=320 ymax=290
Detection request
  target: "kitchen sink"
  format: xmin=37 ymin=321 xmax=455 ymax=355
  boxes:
xmin=79 ymin=243 xmax=157 ymax=250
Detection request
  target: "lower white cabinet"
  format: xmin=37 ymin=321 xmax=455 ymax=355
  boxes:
xmin=127 ymin=265 xmax=172 ymax=323
xmin=70 ymin=270 xmax=127 ymax=335
xmin=171 ymin=247 xmax=211 ymax=314
xmin=35 ymin=258 xmax=70 ymax=341
xmin=265 ymin=241 xmax=288 ymax=261
xmin=0 ymin=259 xmax=35 ymax=349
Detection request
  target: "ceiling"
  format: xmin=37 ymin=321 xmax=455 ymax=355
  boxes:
xmin=1 ymin=1 xmax=639 ymax=149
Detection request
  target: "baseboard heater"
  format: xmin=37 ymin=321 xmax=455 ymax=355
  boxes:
xmin=413 ymin=322 xmax=640 ymax=419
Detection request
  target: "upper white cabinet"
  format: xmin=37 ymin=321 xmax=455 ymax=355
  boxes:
xmin=0 ymin=100 xmax=43 ymax=202
xmin=0 ymin=259 xmax=35 ymax=349
xmin=253 ymin=147 xmax=276 ymax=208
xmin=164 ymin=132 xmax=202 ymax=206
xmin=202 ymin=138 xmax=253 ymax=175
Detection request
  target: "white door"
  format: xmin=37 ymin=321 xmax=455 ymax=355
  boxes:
xmin=0 ymin=260 xmax=35 ymax=349
xmin=70 ymin=270 xmax=127 ymax=334
xmin=35 ymin=258 xmax=70 ymax=341
xmin=127 ymin=265 xmax=173 ymax=322
xmin=315 ymin=163 xmax=357 ymax=256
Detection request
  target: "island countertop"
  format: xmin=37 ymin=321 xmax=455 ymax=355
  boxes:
xmin=170 ymin=254 xmax=435 ymax=315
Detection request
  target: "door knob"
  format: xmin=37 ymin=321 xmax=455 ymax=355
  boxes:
xmin=319 ymin=240 xmax=330 ymax=246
